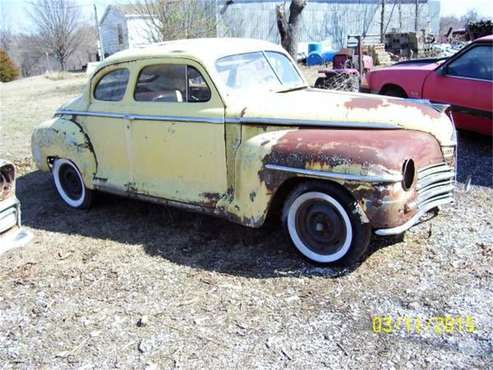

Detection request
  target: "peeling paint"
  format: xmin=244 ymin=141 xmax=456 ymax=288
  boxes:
xmin=31 ymin=50 xmax=454 ymax=234
xmin=31 ymin=117 xmax=97 ymax=189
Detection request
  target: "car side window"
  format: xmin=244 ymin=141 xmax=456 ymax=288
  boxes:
xmin=447 ymin=45 xmax=493 ymax=81
xmin=94 ymin=69 xmax=130 ymax=101
xmin=134 ymin=64 xmax=211 ymax=103
xmin=187 ymin=66 xmax=211 ymax=102
xmin=135 ymin=64 xmax=187 ymax=102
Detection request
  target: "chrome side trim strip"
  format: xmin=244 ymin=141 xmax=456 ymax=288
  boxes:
xmin=56 ymin=110 xmax=224 ymax=124
xmin=228 ymin=117 xmax=399 ymax=129
xmin=374 ymin=196 xmax=454 ymax=236
xmin=57 ymin=109 xmax=399 ymax=129
xmin=265 ymin=164 xmax=403 ymax=183
xmin=128 ymin=114 xmax=224 ymax=124
xmin=57 ymin=110 xmax=125 ymax=119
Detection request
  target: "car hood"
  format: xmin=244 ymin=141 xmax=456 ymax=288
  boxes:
xmin=386 ymin=61 xmax=443 ymax=71
xmin=227 ymin=88 xmax=456 ymax=146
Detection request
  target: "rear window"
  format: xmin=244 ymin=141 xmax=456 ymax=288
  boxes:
xmin=94 ymin=69 xmax=129 ymax=101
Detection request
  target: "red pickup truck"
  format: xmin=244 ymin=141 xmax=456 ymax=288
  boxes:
xmin=365 ymin=35 xmax=493 ymax=135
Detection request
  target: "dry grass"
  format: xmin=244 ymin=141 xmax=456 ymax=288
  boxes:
xmin=0 ymin=73 xmax=492 ymax=369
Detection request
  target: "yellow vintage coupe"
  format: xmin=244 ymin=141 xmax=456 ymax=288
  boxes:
xmin=32 ymin=38 xmax=457 ymax=265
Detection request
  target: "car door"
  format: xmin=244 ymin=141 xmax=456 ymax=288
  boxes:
xmin=82 ymin=64 xmax=133 ymax=191
xmin=422 ymin=42 xmax=493 ymax=135
xmin=126 ymin=58 xmax=228 ymax=205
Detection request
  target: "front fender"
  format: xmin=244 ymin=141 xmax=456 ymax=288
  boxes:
xmin=231 ymin=127 xmax=444 ymax=229
xmin=31 ymin=117 xmax=97 ymax=188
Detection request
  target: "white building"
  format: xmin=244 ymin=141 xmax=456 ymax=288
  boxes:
xmin=99 ymin=5 xmax=154 ymax=56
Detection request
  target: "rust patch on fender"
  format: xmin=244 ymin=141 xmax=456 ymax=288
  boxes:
xmin=344 ymin=96 xmax=441 ymax=119
xmin=261 ymin=129 xmax=442 ymax=183
xmin=258 ymin=128 xmax=443 ymax=228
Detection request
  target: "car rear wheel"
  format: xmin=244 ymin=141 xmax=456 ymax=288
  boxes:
xmin=282 ymin=182 xmax=371 ymax=265
xmin=381 ymin=86 xmax=407 ymax=98
xmin=52 ymin=159 xmax=93 ymax=209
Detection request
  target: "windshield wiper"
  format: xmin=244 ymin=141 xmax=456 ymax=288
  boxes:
xmin=276 ymin=85 xmax=309 ymax=93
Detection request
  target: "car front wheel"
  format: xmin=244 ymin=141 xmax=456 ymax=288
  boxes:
xmin=282 ymin=182 xmax=371 ymax=265
xmin=52 ymin=159 xmax=93 ymax=209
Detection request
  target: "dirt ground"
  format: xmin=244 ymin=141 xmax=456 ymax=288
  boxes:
xmin=0 ymin=73 xmax=492 ymax=369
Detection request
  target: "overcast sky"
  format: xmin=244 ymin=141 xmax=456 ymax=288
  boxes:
xmin=1 ymin=0 xmax=492 ymax=34
xmin=440 ymin=0 xmax=493 ymax=17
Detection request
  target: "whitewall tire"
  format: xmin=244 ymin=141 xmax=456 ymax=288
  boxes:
xmin=52 ymin=159 xmax=93 ymax=209
xmin=282 ymin=182 xmax=371 ymax=265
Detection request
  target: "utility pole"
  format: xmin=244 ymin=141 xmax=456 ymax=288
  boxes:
xmin=414 ymin=0 xmax=419 ymax=33
xmin=93 ymin=3 xmax=105 ymax=61
xmin=45 ymin=51 xmax=49 ymax=73
xmin=380 ymin=0 xmax=385 ymax=43
xmin=398 ymin=0 xmax=402 ymax=30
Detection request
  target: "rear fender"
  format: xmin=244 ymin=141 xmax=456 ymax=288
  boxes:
xmin=31 ymin=117 xmax=97 ymax=188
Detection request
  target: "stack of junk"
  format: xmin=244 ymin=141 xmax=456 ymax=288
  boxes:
xmin=369 ymin=43 xmax=392 ymax=65
xmin=315 ymin=48 xmax=361 ymax=92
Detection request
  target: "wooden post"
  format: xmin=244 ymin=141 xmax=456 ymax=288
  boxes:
xmin=93 ymin=3 xmax=105 ymax=60
xmin=380 ymin=0 xmax=385 ymax=43
xmin=415 ymin=0 xmax=419 ymax=33
xmin=358 ymin=36 xmax=363 ymax=79
xmin=398 ymin=0 xmax=402 ymax=29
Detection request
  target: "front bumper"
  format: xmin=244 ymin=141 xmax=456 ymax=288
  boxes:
xmin=0 ymin=196 xmax=32 ymax=253
xmin=374 ymin=197 xmax=452 ymax=236
xmin=374 ymin=162 xmax=455 ymax=236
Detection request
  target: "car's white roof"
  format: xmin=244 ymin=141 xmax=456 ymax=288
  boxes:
xmin=99 ymin=38 xmax=287 ymax=68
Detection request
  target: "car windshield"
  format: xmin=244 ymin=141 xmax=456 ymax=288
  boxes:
xmin=215 ymin=51 xmax=305 ymax=92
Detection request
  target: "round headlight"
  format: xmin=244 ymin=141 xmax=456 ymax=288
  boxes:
xmin=402 ymin=159 xmax=416 ymax=191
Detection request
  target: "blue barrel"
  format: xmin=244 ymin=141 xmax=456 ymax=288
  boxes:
xmin=306 ymin=52 xmax=324 ymax=66
xmin=308 ymin=42 xmax=322 ymax=54
xmin=322 ymin=50 xmax=337 ymax=63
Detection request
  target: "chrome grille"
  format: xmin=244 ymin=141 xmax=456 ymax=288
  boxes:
xmin=416 ymin=163 xmax=455 ymax=210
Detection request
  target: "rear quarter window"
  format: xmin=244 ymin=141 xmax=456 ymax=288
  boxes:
xmin=94 ymin=69 xmax=130 ymax=101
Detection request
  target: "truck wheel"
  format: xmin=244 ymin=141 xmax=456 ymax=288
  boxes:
xmin=52 ymin=159 xmax=93 ymax=209
xmin=282 ymin=181 xmax=371 ymax=265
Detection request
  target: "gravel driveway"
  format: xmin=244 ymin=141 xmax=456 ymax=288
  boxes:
xmin=0 ymin=75 xmax=492 ymax=369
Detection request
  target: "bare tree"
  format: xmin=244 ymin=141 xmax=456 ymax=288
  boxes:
xmin=461 ymin=10 xmax=480 ymax=24
xmin=276 ymin=0 xmax=307 ymax=58
xmin=0 ymin=1 xmax=12 ymax=51
xmin=130 ymin=0 xmax=216 ymax=43
xmin=440 ymin=15 xmax=461 ymax=36
xmin=27 ymin=0 xmax=83 ymax=70
xmin=10 ymin=34 xmax=46 ymax=77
